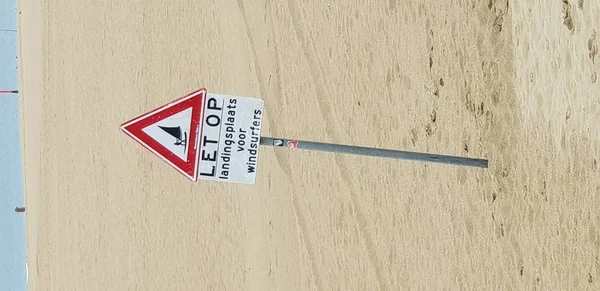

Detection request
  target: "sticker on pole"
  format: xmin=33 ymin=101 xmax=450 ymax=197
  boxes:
xmin=120 ymin=89 xmax=206 ymax=182
xmin=198 ymin=93 xmax=265 ymax=184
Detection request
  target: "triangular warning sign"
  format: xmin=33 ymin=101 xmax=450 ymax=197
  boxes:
xmin=120 ymin=89 xmax=206 ymax=181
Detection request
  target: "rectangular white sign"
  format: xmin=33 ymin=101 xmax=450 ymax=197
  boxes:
xmin=197 ymin=93 xmax=264 ymax=184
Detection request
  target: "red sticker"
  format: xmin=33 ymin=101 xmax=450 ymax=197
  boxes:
xmin=287 ymin=140 xmax=299 ymax=149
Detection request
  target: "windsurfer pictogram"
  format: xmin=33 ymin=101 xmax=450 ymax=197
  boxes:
xmin=159 ymin=125 xmax=187 ymax=151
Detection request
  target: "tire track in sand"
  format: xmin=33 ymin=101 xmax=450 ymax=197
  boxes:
xmin=286 ymin=1 xmax=388 ymax=290
xmin=237 ymin=1 xmax=325 ymax=290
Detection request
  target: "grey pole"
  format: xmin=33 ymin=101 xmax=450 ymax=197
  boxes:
xmin=260 ymin=137 xmax=488 ymax=168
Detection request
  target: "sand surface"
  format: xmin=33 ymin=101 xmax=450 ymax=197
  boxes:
xmin=18 ymin=0 xmax=599 ymax=290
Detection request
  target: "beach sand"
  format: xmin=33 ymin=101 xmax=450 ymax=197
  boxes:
xmin=18 ymin=0 xmax=599 ymax=290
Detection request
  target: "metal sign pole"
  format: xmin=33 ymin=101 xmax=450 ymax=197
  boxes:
xmin=260 ymin=136 xmax=488 ymax=168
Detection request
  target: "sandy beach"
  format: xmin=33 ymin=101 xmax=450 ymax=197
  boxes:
xmin=18 ymin=0 xmax=599 ymax=290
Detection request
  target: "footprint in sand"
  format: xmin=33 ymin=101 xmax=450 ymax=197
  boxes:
xmin=588 ymin=29 xmax=597 ymax=63
xmin=562 ymin=0 xmax=574 ymax=33
xmin=426 ymin=24 xmax=434 ymax=71
xmin=425 ymin=109 xmax=437 ymax=137
xmin=589 ymin=30 xmax=597 ymax=83
xmin=492 ymin=11 xmax=505 ymax=33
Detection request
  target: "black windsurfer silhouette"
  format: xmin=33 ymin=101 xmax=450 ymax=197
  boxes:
xmin=159 ymin=126 xmax=187 ymax=151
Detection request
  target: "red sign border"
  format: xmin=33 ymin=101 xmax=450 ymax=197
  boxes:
xmin=120 ymin=88 xmax=207 ymax=181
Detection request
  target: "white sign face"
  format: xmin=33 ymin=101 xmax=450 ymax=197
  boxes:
xmin=141 ymin=107 xmax=193 ymax=161
xmin=197 ymin=93 xmax=265 ymax=184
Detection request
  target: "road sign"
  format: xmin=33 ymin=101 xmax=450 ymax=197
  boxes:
xmin=197 ymin=93 xmax=265 ymax=184
xmin=121 ymin=88 xmax=487 ymax=186
xmin=120 ymin=89 xmax=206 ymax=181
